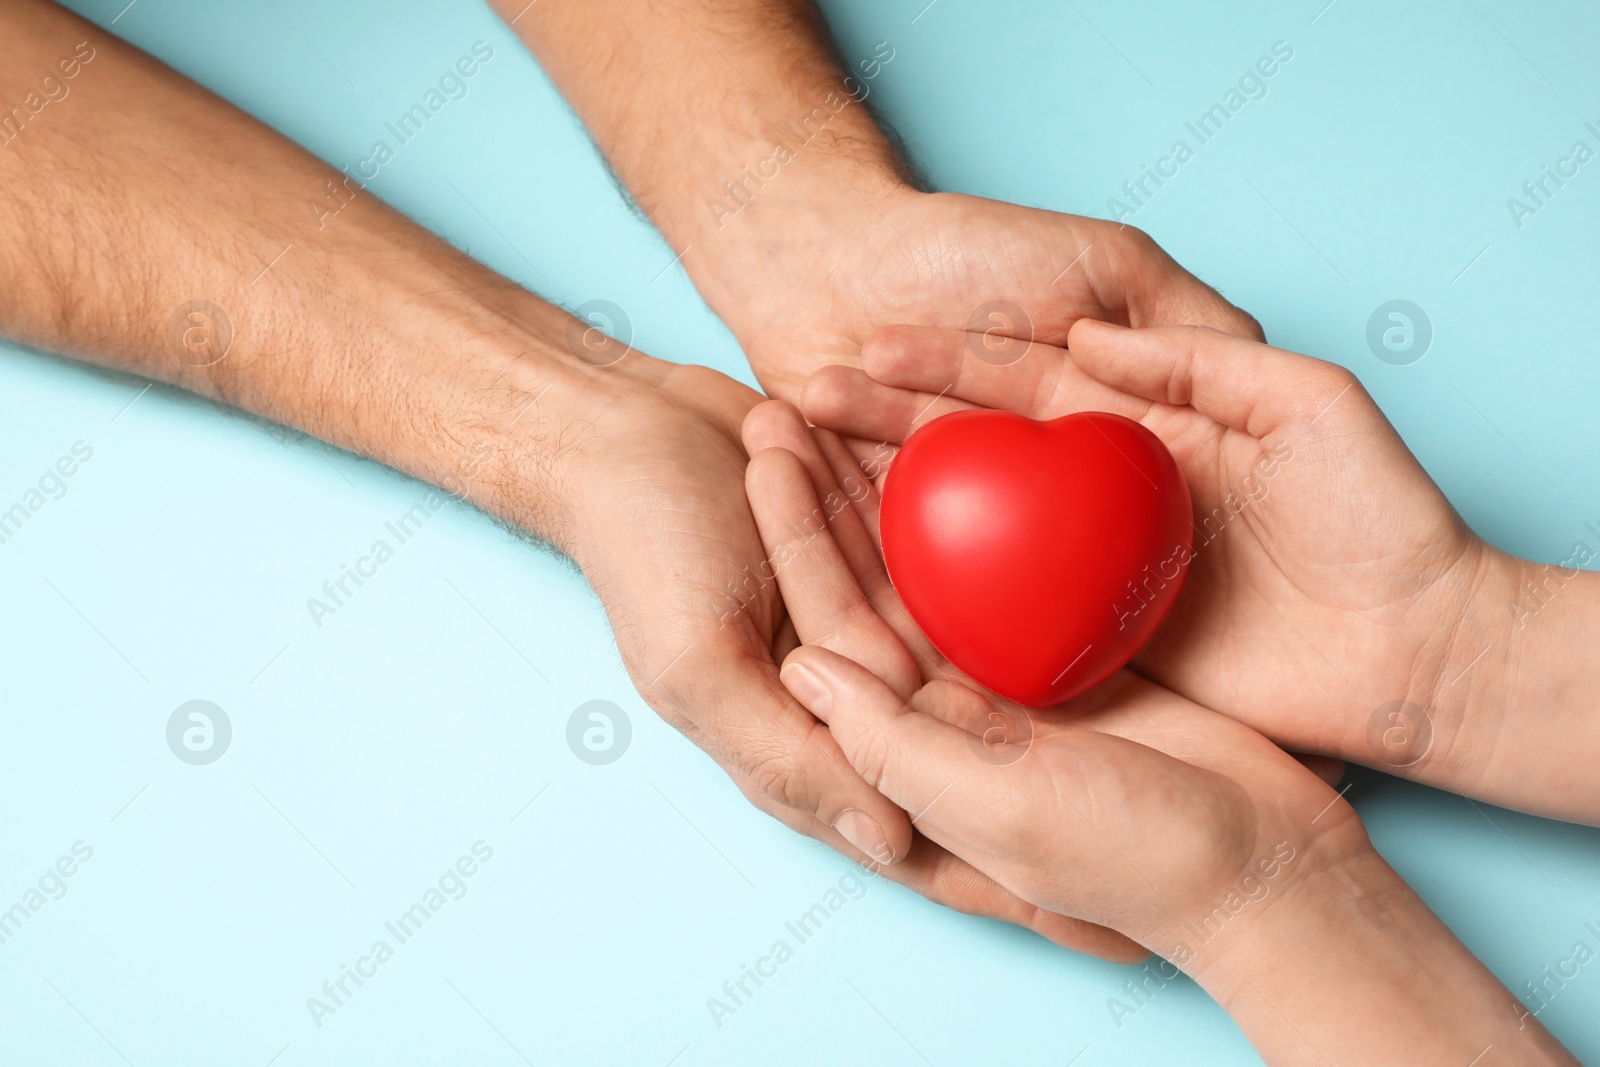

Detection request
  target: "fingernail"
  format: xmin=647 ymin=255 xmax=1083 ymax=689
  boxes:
xmin=835 ymin=809 xmax=894 ymax=864
xmin=781 ymin=661 xmax=833 ymax=719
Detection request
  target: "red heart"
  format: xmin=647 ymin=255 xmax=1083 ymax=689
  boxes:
xmin=880 ymin=410 xmax=1192 ymax=707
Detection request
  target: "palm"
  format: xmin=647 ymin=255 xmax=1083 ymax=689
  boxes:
xmin=565 ymin=359 xmax=1149 ymax=962
xmin=924 ymin=668 xmax=1336 ymax=934
xmin=1129 ymin=393 xmax=1479 ymax=755
xmin=571 ymin=362 xmax=784 ymax=708
xmin=801 ymin=321 xmax=1487 ymax=762
xmin=739 ymin=398 xmax=1348 ymax=943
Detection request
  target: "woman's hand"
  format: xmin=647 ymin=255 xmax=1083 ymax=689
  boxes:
xmin=742 ymin=398 xmax=1576 ymax=1066
xmin=739 ymin=398 xmax=1353 ymax=953
xmin=801 ymin=320 xmax=1600 ymax=821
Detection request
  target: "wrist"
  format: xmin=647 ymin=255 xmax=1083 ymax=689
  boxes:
xmin=213 ymin=245 xmax=608 ymax=556
xmin=1420 ymin=543 xmax=1600 ymax=819
xmin=1159 ymin=821 xmax=1376 ymax=992
xmin=1182 ymin=840 xmax=1402 ymax=997
xmin=1189 ymin=842 xmax=1573 ymax=1064
xmin=680 ymin=151 xmax=915 ymax=335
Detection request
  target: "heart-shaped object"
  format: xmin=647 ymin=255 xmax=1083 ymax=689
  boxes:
xmin=881 ymin=410 xmax=1192 ymax=707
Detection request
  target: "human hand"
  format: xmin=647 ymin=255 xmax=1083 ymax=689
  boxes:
xmin=799 ymin=320 xmax=1585 ymax=817
xmin=552 ymin=349 xmax=1144 ymax=961
xmin=497 ymin=2 xmax=1261 ymax=407
xmin=707 ymin=188 xmax=1264 ymax=405
xmin=739 ymin=397 xmax=1350 ymax=948
xmin=742 ymin=399 xmax=1575 ymax=1066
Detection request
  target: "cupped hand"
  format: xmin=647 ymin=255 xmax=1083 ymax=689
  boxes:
xmin=802 ymin=319 xmax=1503 ymax=781
xmin=738 ymin=398 xmax=1363 ymax=958
xmin=721 ymin=189 xmax=1262 ymax=404
xmin=553 ymin=349 xmax=1144 ymax=960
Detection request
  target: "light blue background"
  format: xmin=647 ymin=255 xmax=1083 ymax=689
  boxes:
xmin=2 ymin=0 xmax=1598 ymax=1063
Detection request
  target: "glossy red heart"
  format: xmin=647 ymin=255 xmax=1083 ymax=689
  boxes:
xmin=881 ymin=410 xmax=1192 ymax=707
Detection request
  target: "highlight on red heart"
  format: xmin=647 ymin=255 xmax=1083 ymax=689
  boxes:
xmin=879 ymin=409 xmax=1192 ymax=707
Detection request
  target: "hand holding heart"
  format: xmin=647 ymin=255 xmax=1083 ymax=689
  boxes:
xmin=739 ymin=399 xmax=1357 ymax=961
xmin=742 ymin=417 xmax=1571 ymax=1067
xmin=804 ymin=320 xmax=1513 ymax=799
xmin=751 ymin=349 xmax=1576 ymax=1065
xmin=880 ymin=408 xmax=1192 ymax=706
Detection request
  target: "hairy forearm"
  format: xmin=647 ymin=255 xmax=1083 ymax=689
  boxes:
xmin=1 ymin=0 xmax=600 ymax=546
xmin=493 ymin=0 xmax=909 ymax=316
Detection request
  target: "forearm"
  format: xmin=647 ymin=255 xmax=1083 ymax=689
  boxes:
xmin=1426 ymin=549 xmax=1600 ymax=823
xmin=1 ymin=0 xmax=596 ymax=547
xmin=1187 ymin=846 xmax=1575 ymax=1065
xmin=493 ymin=0 xmax=909 ymax=321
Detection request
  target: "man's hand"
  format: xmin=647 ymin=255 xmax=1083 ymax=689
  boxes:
xmin=804 ymin=319 xmax=1600 ymax=823
xmin=496 ymin=0 xmax=1260 ymax=407
xmin=713 ymin=186 xmax=1262 ymax=405
xmin=560 ymin=356 xmax=1146 ymax=961
xmin=0 ymin=0 xmax=1147 ymax=961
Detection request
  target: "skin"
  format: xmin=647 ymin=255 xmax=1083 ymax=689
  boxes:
xmin=488 ymin=0 xmax=1284 ymax=899
xmin=804 ymin=319 xmax=1600 ymax=822
xmin=0 ymin=0 xmax=1138 ymax=957
xmin=490 ymin=0 xmax=1262 ymax=406
xmin=741 ymin=399 xmax=1576 ymax=1065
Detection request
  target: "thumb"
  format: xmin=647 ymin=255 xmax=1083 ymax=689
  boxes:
xmin=1092 ymin=225 xmax=1264 ymax=340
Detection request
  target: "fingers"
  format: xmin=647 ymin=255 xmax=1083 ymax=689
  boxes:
xmin=649 ymin=633 xmax=916 ymax=866
xmin=1065 ymin=319 xmax=1364 ymax=438
xmin=886 ymin=835 xmax=1147 ymax=963
xmin=745 ymin=447 xmax=921 ymax=698
xmin=1293 ymin=753 xmax=1347 ymax=789
xmin=814 ymin=428 xmax=884 ymax=548
xmin=741 ymin=400 xmax=883 ymax=589
xmin=728 ymin=771 xmax=1144 ymax=962
xmin=801 ymin=364 xmax=974 ymax=445
xmin=1090 ymin=223 xmax=1265 ymax=341
xmin=856 ymin=324 xmax=1148 ymax=423
xmin=840 ymin=436 xmax=899 ymax=496
xmin=742 ymin=401 xmax=946 ymax=679
xmin=780 ymin=646 xmax=996 ymax=843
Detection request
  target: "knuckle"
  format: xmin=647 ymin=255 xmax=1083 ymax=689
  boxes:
xmin=1296 ymin=361 xmax=1362 ymax=417
xmin=1321 ymin=363 xmax=1360 ymax=393
xmin=744 ymin=744 xmax=813 ymax=812
xmin=848 ymin=724 xmax=896 ymax=793
xmin=1119 ymin=223 xmax=1156 ymax=250
xmin=1234 ymin=309 xmax=1266 ymax=342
